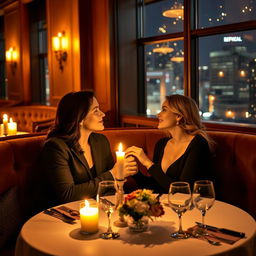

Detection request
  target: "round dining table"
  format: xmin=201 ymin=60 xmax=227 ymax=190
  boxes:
xmin=15 ymin=197 xmax=256 ymax=256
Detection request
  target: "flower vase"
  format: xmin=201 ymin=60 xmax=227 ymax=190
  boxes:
xmin=127 ymin=216 xmax=149 ymax=232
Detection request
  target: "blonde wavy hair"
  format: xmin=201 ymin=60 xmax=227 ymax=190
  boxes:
xmin=165 ymin=94 xmax=214 ymax=151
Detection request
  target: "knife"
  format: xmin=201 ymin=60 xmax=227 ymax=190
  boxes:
xmin=196 ymin=222 xmax=245 ymax=238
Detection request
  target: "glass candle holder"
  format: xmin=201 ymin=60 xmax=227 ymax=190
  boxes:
xmin=80 ymin=199 xmax=99 ymax=234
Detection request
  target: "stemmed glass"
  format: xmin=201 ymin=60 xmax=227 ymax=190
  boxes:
xmin=192 ymin=180 xmax=215 ymax=234
xmin=168 ymin=182 xmax=192 ymax=239
xmin=97 ymin=180 xmax=120 ymax=239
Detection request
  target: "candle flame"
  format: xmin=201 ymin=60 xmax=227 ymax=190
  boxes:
xmin=118 ymin=142 xmax=123 ymax=152
xmin=10 ymin=118 xmax=13 ymax=123
xmin=3 ymin=114 xmax=8 ymax=120
xmin=85 ymin=200 xmax=90 ymax=208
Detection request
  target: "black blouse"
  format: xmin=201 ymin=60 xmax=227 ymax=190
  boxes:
xmin=134 ymin=134 xmax=213 ymax=193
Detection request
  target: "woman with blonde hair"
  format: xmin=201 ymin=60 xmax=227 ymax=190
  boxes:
xmin=126 ymin=94 xmax=214 ymax=193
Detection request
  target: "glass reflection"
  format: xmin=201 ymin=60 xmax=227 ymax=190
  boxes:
xmin=145 ymin=40 xmax=184 ymax=116
xmin=199 ymin=30 xmax=256 ymax=124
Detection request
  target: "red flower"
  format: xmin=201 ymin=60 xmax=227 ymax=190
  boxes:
xmin=125 ymin=193 xmax=136 ymax=202
xmin=150 ymin=203 xmax=165 ymax=217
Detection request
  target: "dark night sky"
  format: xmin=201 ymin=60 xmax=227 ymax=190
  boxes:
xmin=144 ymin=0 xmax=256 ymax=65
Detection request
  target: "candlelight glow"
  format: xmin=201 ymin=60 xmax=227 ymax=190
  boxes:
xmin=80 ymin=199 xmax=99 ymax=234
xmin=85 ymin=200 xmax=90 ymax=208
xmin=118 ymin=143 xmax=123 ymax=152
xmin=3 ymin=114 xmax=8 ymax=121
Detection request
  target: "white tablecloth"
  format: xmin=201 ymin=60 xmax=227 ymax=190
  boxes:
xmin=15 ymin=198 xmax=256 ymax=256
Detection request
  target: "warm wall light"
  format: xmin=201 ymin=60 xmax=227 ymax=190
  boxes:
xmin=6 ymin=47 xmax=17 ymax=73
xmin=52 ymin=31 xmax=68 ymax=71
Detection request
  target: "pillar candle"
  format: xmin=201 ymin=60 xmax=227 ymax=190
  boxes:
xmin=115 ymin=143 xmax=125 ymax=180
xmin=8 ymin=118 xmax=17 ymax=135
xmin=2 ymin=114 xmax=8 ymax=136
xmin=0 ymin=124 xmax=3 ymax=136
xmin=80 ymin=200 xmax=99 ymax=234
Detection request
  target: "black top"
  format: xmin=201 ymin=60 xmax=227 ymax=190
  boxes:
xmin=37 ymin=133 xmax=114 ymax=209
xmin=134 ymin=134 xmax=213 ymax=193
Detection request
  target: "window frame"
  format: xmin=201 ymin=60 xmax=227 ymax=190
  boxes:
xmin=130 ymin=0 xmax=256 ymax=132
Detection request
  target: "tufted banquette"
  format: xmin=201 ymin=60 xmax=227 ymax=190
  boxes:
xmin=0 ymin=128 xmax=256 ymax=254
xmin=0 ymin=106 xmax=56 ymax=133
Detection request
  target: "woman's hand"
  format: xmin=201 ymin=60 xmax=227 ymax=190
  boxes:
xmin=111 ymin=155 xmax=138 ymax=179
xmin=125 ymin=146 xmax=153 ymax=169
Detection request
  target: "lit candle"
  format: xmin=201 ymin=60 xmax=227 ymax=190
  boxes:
xmin=2 ymin=114 xmax=8 ymax=136
xmin=115 ymin=143 xmax=125 ymax=180
xmin=8 ymin=118 xmax=17 ymax=135
xmin=80 ymin=200 xmax=99 ymax=234
xmin=0 ymin=124 xmax=3 ymax=136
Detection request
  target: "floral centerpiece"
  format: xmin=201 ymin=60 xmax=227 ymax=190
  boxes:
xmin=118 ymin=189 xmax=165 ymax=232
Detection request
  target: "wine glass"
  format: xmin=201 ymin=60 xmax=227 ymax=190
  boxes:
xmin=168 ymin=182 xmax=192 ymax=239
xmin=97 ymin=180 xmax=120 ymax=239
xmin=192 ymin=180 xmax=215 ymax=234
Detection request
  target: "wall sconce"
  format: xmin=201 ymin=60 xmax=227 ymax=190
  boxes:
xmin=52 ymin=31 xmax=68 ymax=71
xmin=6 ymin=47 xmax=17 ymax=73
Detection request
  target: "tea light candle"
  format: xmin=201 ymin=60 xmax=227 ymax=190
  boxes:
xmin=2 ymin=114 xmax=8 ymax=136
xmin=8 ymin=118 xmax=17 ymax=135
xmin=80 ymin=200 xmax=99 ymax=234
xmin=115 ymin=142 xmax=125 ymax=180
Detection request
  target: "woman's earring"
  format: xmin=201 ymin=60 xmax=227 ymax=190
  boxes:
xmin=176 ymin=120 xmax=179 ymax=126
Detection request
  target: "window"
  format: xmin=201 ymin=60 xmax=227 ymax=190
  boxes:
xmin=198 ymin=31 xmax=256 ymax=123
xmin=28 ymin=0 xmax=49 ymax=105
xmin=118 ymin=0 xmax=256 ymax=125
xmin=145 ymin=40 xmax=184 ymax=115
xmin=196 ymin=0 xmax=256 ymax=124
xmin=138 ymin=0 xmax=185 ymax=116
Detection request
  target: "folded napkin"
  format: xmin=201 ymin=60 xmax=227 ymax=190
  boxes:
xmin=43 ymin=209 xmax=76 ymax=224
xmin=187 ymin=225 xmax=242 ymax=245
xmin=55 ymin=206 xmax=80 ymax=220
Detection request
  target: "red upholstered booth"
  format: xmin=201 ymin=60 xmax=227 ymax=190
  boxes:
xmin=0 ymin=128 xmax=255 ymax=254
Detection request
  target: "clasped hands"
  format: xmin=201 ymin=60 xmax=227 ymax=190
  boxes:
xmin=125 ymin=146 xmax=153 ymax=170
xmin=111 ymin=146 xmax=153 ymax=179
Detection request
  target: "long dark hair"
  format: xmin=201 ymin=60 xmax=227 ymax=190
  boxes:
xmin=47 ymin=91 xmax=94 ymax=150
xmin=165 ymin=94 xmax=215 ymax=151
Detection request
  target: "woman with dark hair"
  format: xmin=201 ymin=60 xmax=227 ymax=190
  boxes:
xmin=126 ymin=94 xmax=214 ymax=193
xmin=39 ymin=91 xmax=137 ymax=207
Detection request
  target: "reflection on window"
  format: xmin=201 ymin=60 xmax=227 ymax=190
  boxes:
xmin=198 ymin=0 xmax=256 ymax=29
xmin=142 ymin=0 xmax=183 ymax=38
xmin=199 ymin=31 xmax=256 ymax=124
xmin=145 ymin=40 xmax=184 ymax=115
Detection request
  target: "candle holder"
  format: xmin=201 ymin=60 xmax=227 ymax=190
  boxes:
xmin=114 ymin=179 xmax=128 ymax=227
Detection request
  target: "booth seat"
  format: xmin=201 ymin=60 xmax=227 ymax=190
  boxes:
xmin=0 ymin=128 xmax=255 ymax=254
xmin=0 ymin=105 xmax=56 ymax=133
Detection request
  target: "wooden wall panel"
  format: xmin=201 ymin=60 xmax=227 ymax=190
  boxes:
xmin=4 ymin=2 xmax=22 ymax=101
xmin=91 ymin=0 xmax=111 ymax=113
xmin=19 ymin=1 xmax=30 ymax=103
xmin=47 ymin=0 xmax=80 ymax=106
